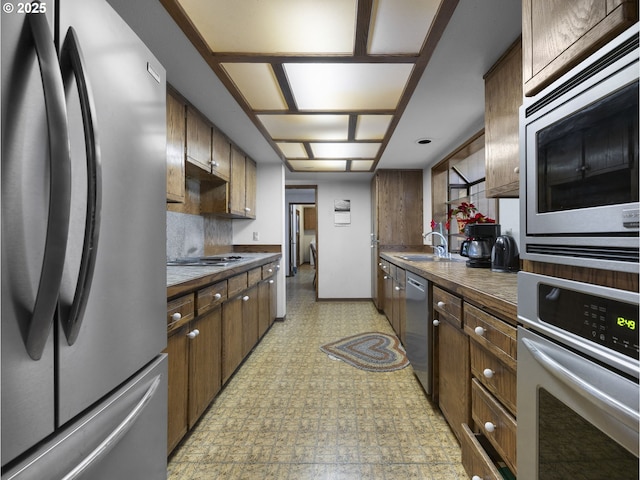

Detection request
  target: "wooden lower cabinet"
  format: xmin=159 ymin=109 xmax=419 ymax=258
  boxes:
xmin=436 ymin=317 xmax=471 ymax=443
xmin=165 ymin=324 xmax=189 ymax=455
xmin=391 ymin=266 xmax=406 ymax=342
xmin=242 ymin=284 xmax=259 ymax=358
xmin=222 ymin=294 xmax=244 ymax=385
xmin=188 ymin=307 xmax=222 ymax=428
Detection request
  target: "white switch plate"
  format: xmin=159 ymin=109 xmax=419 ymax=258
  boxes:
xmin=253 ymin=232 xmax=259 ymax=241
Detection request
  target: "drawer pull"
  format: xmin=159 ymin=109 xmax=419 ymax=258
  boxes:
xmin=394 ymin=286 xmax=400 ymax=291
xmin=269 ymin=280 xmax=274 ymax=284
xmin=171 ymin=312 xmax=181 ymax=322
xmin=433 ymin=319 xmax=440 ymax=326
xmin=472 ymin=476 xmax=482 ymax=480
xmin=474 ymin=326 xmax=485 ymax=336
xmin=268 ymin=268 xmax=273 ymax=273
xmin=383 ymin=275 xmax=389 ymax=280
xmin=378 ymin=262 xmax=382 ymax=266
xmin=437 ymin=301 xmax=445 ymax=308
xmin=186 ymin=329 xmax=199 ymax=339
xmin=483 ymin=368 xmax=495 ymax=378
xmin=242 ymin=295 xmax=250 ymax=302
xmin=484 ymin=421 xmax=496 ymax=433
xmin=214 ymin=293 xmax=222 ymax=301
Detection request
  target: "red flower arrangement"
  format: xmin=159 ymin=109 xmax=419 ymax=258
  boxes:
xmin=445 ymin=202 xmax=495 ymax=231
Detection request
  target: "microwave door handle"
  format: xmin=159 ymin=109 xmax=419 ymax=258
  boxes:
xmin=59 ymin=27 xmax=102 ymax=345
xmin=522 ymin=337 xmax=640 ymax=430
xmin=25 ymin=12 xmax=72 ymax=360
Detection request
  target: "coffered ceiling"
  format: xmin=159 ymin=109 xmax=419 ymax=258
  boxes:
xmin=159 ymin=0 xmax=457 ymax=173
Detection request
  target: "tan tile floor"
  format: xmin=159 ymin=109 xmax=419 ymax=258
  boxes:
xmin=167 ymin=265 xmax=467 ymax=479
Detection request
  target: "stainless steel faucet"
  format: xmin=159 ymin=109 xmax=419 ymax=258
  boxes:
xmin=422 ymin=231 xmax=451 ymax=259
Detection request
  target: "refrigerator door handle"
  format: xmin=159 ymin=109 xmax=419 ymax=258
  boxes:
xmin=25 ymin=12 xmax=72 ymax=360
xmin=59 ymin=374 xmax=162 ymax=480
xmin=59 ymin=27 xmax=102 ymax=346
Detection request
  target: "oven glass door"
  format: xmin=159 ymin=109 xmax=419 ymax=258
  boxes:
xmin=518 ymin=327 xmax=639 ymax=479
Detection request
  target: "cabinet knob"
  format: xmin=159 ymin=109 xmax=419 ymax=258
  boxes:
xmin=214 ymin=293 xmax=222 ymax=300
xmin=395 ymin=286 xmax=400 ymax=291
xmin=483 ymin=368 xmax=494 ymax=379
xmin=276 ymin=265 xmax=280 ymax=270
xmin=484 ymin=421 xmax=496 ymax=433
xmin=268 ymin=268 xmax=273 ymax=273
xmin=472 ymin=476 xmax=482 ymax=480
xmin=513 ymin=166 xmax=520 ymax=174
xmin=378 ymin=262 xmax=382 ymax=266
xmin=242 ymin=295 xmax=250 ymax=302
xmin=269 ymin=279 xmax=274 ymax=284
xmin=474 ymin=326 xmax=485 ymax=336
xmin=433 ymin=319 xmax=440 ymax=326
xmin=437 ymin=301 xmax=445 ymax=308
xmin=171 ymin=312 xmax=182 ymax=322
xmin=186 ymin=329 xmax=199 ymax=339
xmin=210 ymin=160 xmax=218 ymax=167
xmin=244 ymin=207 xmax=251 ymax=212
xmin=383 ymin=275 xmax=389 ymax=280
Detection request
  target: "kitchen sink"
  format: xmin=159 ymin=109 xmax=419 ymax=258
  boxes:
xmin=397 ymin=254 xmax=467 ymax=263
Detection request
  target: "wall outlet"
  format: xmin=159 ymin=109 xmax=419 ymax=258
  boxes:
xmin=253 ymin=231 xmax=259 ymax=241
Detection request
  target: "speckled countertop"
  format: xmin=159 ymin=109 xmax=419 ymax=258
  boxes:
xmin=167 ymin=252 xmax=281 ymax=298
xmin=380 ymin=251 xmax=518 ymax=324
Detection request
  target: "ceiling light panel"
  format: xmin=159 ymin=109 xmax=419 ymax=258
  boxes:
xmin=284 ymin=63 xmax=414 ymax=110
xmin=276 ymin=142 xmax=308 ymax=158
xmin=258 ymin=114 xmax=349 ymax=141
xmin=310 ymin=142 xmax=380 ymax=159
xmin=288 ymin=160 xmax=346 ymax=171
xmin=221 ymin=63 xmax=287 ymax=110
xmin=368 ymin=0 xmax=442 ymax=54
xmin=176 ymin=0 xmax=357 ymax=54
xmin=355 ymin=115 xmax=393 ymax=140
xmin=350 ymin=160 xmax=375 ymax=171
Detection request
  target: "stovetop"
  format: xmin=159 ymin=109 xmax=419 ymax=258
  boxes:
xmin=167 ymin=256 xmax=244 ymax=267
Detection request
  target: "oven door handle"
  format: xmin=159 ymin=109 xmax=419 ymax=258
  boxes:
xmin=522 ymin=337 xmax=640 ymax=430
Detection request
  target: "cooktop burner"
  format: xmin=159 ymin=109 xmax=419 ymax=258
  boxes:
xmin=167 ymin=255 xmax=244 ymax=267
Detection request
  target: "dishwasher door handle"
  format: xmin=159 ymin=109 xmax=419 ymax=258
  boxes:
xmin=407 ymin=278 xmax=425 ymax=291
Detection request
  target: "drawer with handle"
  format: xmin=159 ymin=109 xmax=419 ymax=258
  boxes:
xmin=262 ymin=262 xmax=278 ymax=279
xmin=460 ymin=423 xmax=508 ymax=480
xmin=470 ymin=340 xmax=517 ymax=415
xmin=464 ymin=303 xmax=516 ymax=369
xmin=167 ymin=293 xmax=195 ymax=332
xmin=196 ymin=281 xmax=227 ymax=315
xmin=471 ymin=378 xmax=517 ymax=475
xmin=433 ymin=286 xmax=463 ymax=328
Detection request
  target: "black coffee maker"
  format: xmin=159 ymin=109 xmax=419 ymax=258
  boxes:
xmin=459 ymin=223 xmax=501 ymax=268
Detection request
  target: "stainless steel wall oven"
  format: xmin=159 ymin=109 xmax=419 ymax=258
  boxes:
xmin=520 ymin=23 xmax=639 ymax=273
xmin=517 ymin=272 xmax=639 ymax=479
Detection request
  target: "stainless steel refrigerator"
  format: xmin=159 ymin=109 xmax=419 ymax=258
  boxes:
xmin=2 ymin=0 xmax=168 ymax=478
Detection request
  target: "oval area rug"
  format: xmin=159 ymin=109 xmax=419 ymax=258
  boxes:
xmin=320 ymin=332 xmax=409 ymax=372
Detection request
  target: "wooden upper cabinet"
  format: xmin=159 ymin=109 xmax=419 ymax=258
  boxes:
xmin=303 ymin=206 xmax=317 ymax=230
xmin=373 ymin=170 xmax=423 ymax=247
xmin=484 ymin=38 xmax=522 ymax=198
xmin=166 ymin=89 xmax=186 ymax=203
xmin=244 ymin=157 xmax=256 ymax=219
xmin=211 ymin=127 xmax=231 ymax=182
xmin=522 ymin=0 xmax=637 ymax=96
xmin=229 ymin=146 xmax=247 ymax=216
xmin=185 ymin=106 xmax=213 ymax=175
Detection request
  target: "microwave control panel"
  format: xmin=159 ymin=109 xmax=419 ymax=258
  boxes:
xmin=539 ymin=283 xmax=639 ymax=360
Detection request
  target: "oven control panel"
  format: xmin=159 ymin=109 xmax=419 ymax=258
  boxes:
xmin=539 ymin=284 xmax=639 ymax=359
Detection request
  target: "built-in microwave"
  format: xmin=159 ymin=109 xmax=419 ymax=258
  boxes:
xmin=520 ymin=23 xmax=639 ymax=273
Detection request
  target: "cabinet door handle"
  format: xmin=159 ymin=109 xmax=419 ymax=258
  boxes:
xmin=513 ymin=166 xmax=519 ymax=174
xmin=483 ymin=368 xmax=494 ymax=379
xmin=242 ymin=295 xmax=250 ymax=302
xmin=268 ymin=268 xmax=273 ymax=273
xmin=269 ymin=280 xmax=274 ymax=284
xmin=432 ymin=319 xmax=440 ymax=326
xmin=186 ymin=329 xmax=199 ymax=339
xmin=244 ymin=207 xmax=251 ymax=212
xmin=394 ymin=286 xmax=400 ymax=291
xmin=484 ymin=421 xmax=496 ymax=433
xmin=437 ymin=301 xmax=445 ymax=308
xmin=210 ymin=160 xmax=218 ymax=167
xmin=472 ymin=476 xmax=482 ymax=480
xmin=213 ymin=293 xmax=222 ymax=300
xmin=171 ymin=312 xmax=182 ymax=322
xmin=474 ymin=326 xmax=485 ymax=336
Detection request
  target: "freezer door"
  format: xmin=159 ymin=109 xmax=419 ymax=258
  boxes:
xmin=1 ymin=1 xmax=58 ymax=465
xmin=56 ymin=0 xmax=167 ymax=425
xmin=2 ymin=355 xmax=168 ymax=480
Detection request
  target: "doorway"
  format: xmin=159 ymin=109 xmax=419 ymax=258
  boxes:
xmin=285 ymin=187 xmax=317 ymax=289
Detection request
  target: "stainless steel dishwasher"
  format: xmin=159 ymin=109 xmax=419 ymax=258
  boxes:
xmin=405 ymin=272 xmax=432 ymax=394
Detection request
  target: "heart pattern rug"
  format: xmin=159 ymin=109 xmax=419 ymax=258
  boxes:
xmin=320 ymin=332 xmax=409 ymax=372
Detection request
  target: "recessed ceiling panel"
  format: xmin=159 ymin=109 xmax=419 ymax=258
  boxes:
xmin=355 ymin=115 xmax=393 ymax=140
xmin=368 ymin=0 xmax=442 ymax=54
xmin=310 ymin=142 xmax=380 ymax=159
xmin=176 ymin=0 xmax=357 ymax=54
xmin=221 ymin=63 xmax=287 ymax=110
xmin=350 ymin=160 xmax=375 ymax=171
xmin=258 ymin=115 xmax=349 ymax=141
xmin=285 ymin=63 xmax=414 ymax=110
xmin=276 ymin=142 xmax=308 ymax=158
xmin=289 ymin=160 xmax=347 ymax=171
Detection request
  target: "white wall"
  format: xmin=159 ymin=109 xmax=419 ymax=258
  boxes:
xmin=233 ymin=163 xmax=287 ymax=317
xmin=316 ymin=180 xmax=372 ymax=299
